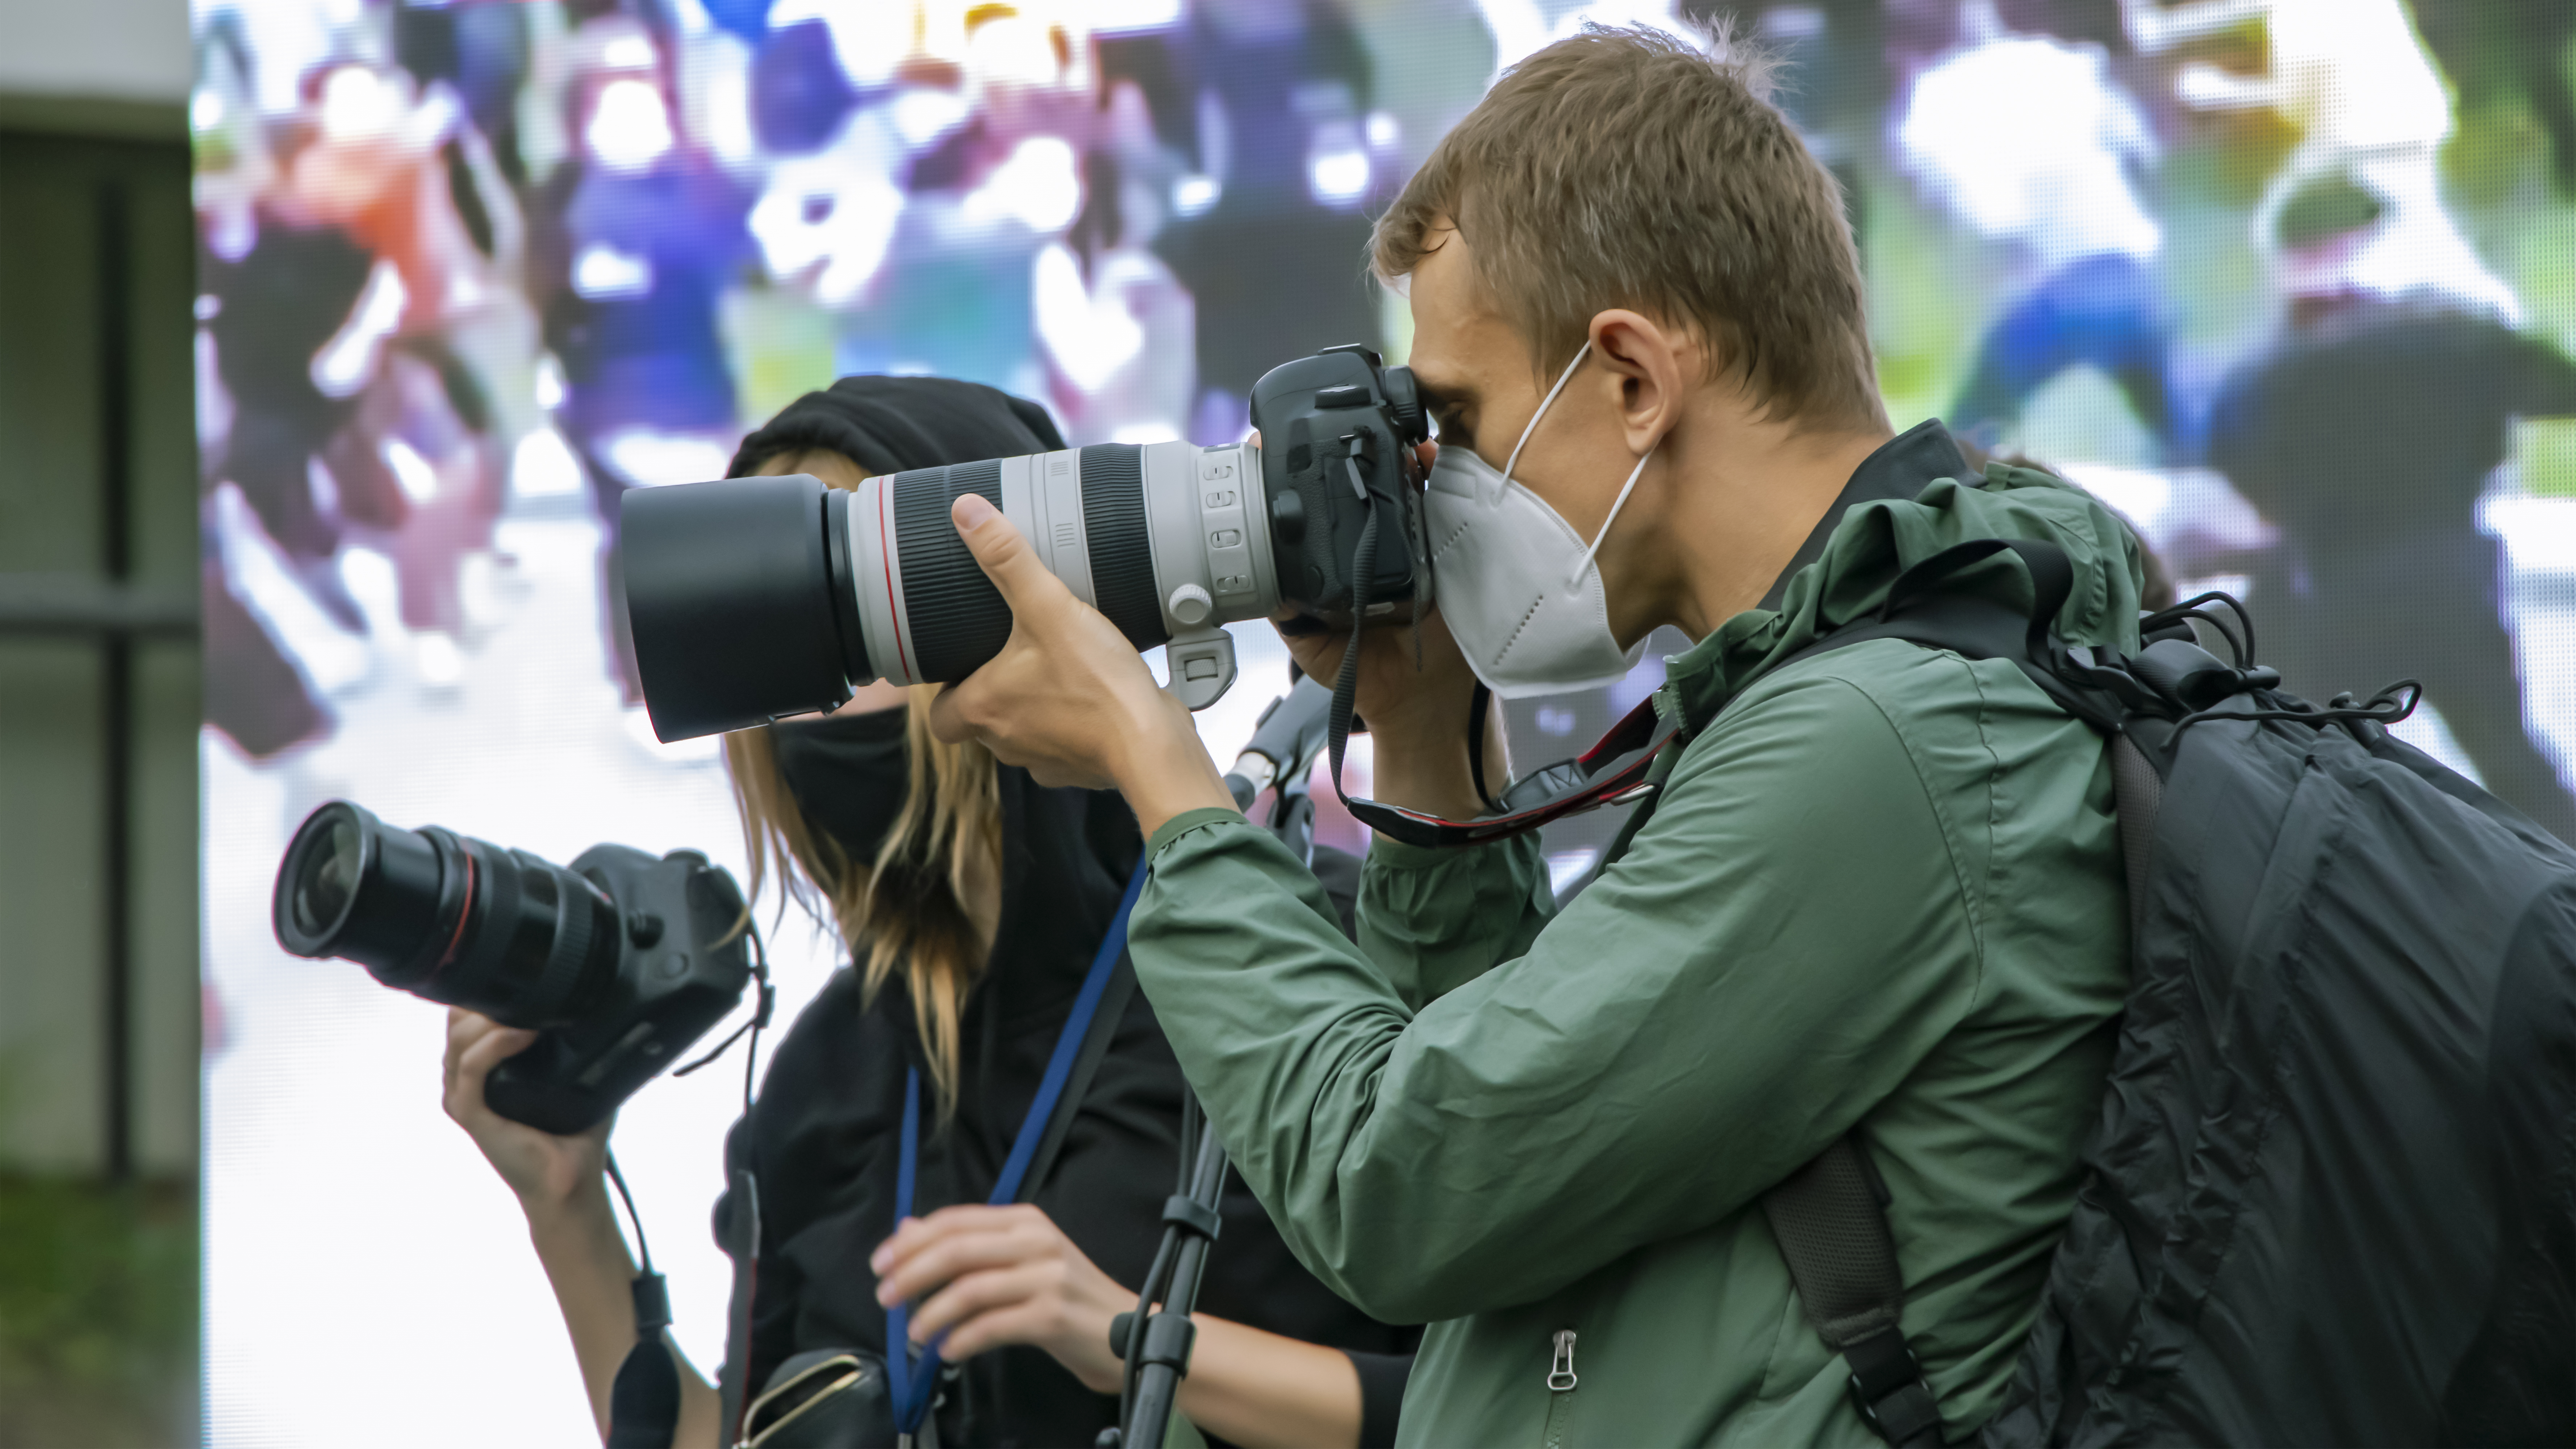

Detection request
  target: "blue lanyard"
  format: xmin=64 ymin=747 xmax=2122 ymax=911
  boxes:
xmin=886 ymin=858 xmax=1148 ymax=1433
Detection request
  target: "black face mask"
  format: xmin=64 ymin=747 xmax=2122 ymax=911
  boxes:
xmin=769 ymin=707 xmax=911 ymax=866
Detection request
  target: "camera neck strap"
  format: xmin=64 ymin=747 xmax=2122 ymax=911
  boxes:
xmin=884 ymin=856 xmax=1149 ymax=1436
xmin=604 ymin=922 xmax=775 ymax=1449
xmin=602 ymin=1151 xmax=681 ymax=1449
xmin=1324 ymin=688 xmax=1676 ymax=850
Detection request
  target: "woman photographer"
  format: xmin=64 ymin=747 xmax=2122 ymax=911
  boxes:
xmin=442 ymin=376 xmax=1411 ymax=1448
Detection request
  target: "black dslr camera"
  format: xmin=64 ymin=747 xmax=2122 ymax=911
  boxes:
xmin=271 ymin=801 xmax=754 ymax=1133
xmin=621 ymin=344 xmax=1431 ymax=740
xmin=1249 ymin=343 xmax=1433 ymax=626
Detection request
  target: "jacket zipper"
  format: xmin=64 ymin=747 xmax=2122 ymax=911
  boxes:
xmin=1541 ymin=1328 xmax=1578 ymax=1449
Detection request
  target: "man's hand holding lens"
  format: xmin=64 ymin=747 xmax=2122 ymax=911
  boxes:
xmin=928 ymin=493 xmax=1236 ymax=836
xmin=934 ymin=455 xmax=1504 ymax=834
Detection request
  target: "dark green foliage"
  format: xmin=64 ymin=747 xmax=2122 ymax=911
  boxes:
xmin=0 ymin=1174 xmax=196 ymax=1449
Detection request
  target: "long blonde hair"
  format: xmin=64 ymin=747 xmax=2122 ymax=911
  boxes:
xmin=722 ymin=450 xmax=1005 ymax=1112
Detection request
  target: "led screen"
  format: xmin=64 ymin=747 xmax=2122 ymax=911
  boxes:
xmin=194 ymin=2 xmax=2576 ymax=1443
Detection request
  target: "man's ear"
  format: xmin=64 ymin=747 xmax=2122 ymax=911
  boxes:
xmin=1587 ymin=310 xmax=1691 ymax=456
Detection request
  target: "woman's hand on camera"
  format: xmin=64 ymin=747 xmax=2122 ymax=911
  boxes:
xmin=446 ymin=1013 xmax=718 ymax=1441
xmin=441 ymin=1007 xmax=610 ymax=1222
xmin=871 ymin=1203 xmax=1133 ymax=1392
xmin=932 ymin=493 xmax=1234 ymax=834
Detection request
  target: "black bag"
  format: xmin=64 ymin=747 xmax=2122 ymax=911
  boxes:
xmin=1655 ymin=537 xmax=2576 ymax=1446
xmin=735 ymin=1349 xmax=928 ymax=1449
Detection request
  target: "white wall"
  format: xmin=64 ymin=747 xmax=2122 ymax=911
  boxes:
xmin=0 ymin=0 xmax=192 ymax=103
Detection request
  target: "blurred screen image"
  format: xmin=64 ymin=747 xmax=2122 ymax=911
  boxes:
xmin=193 ymin=1 xmax=2576 ymax=1443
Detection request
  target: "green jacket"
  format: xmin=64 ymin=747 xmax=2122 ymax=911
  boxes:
xmin=1131 ymin=444 xmax=2140 ymax=1446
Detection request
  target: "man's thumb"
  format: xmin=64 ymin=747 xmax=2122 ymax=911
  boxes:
xmin=952 ymin=492 xmax=1056 ymax=605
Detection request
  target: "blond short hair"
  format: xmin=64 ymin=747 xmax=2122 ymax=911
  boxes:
xmin=1373 ymin=24 xmax=1884 ymax=432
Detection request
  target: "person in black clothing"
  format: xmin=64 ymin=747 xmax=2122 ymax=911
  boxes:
xmin=2206 ymin=194 xmax=2576 ymax=843
xmin=204 ymin=209 xmax=381 ymax=635
xmin=441 ymin=376 xmax=1413 ymax=1448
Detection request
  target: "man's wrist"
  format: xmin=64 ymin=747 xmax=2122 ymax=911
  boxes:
xmin=1111 ymin=686 xmax=1238 ymax=838
xmin=1363 ymin=726 xmax=1485 ymax=822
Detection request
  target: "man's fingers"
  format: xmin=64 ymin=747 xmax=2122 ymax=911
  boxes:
xmin=927 ymin=680 xmax=1040 ymax=763
xmin=951 ymin=493 xmax=1070 ymax=614
xmin=924 ymin=682 xmax=978 ymax=746
xmin=1270 ymin=611 xmax=1350 ymax=681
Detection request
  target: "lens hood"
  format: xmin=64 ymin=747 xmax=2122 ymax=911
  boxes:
xmin=623 ymin=473 xmax=860 ymax=742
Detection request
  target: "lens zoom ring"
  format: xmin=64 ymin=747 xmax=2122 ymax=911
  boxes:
xmin=1078 ymin=445 xmax=1169 ymax=648
xmin=894 ymin=460 xmax=1014 ymax=682
xmin=528 ymin=874 xmax=603 ymax=1020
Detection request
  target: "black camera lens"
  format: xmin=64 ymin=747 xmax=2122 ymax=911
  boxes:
xmin=276 ymin=801 xmax=446 ymax=969
xmin=291 ymin=813 xmax=363 ymax=939
xmin=272 ymin=801 xmax=623 ymax=1028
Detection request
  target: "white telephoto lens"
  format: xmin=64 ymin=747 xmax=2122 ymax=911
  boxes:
xmin=840 ymin=440 xmax=1278 ymax=707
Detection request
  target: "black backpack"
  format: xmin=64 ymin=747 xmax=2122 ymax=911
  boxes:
xmin=1626 ymin=537 xmax=2576 ymax=1447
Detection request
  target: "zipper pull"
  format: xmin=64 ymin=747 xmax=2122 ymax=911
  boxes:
xmin=1546 ymin=1328 xmax=1578 ymax=1392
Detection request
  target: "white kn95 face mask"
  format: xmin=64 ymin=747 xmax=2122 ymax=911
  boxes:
xmin=1423 ymin=341 xmax=1653 ymax=698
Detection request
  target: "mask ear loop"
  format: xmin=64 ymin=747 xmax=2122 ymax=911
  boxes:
xmin=1566 ymin=444 xmax=1656 ymax=588
xmin=1497 ymin=341 xmax=1594 ymax=500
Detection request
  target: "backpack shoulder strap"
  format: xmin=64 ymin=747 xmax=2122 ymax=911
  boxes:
xmin=1766 ymin=538 xmax=2121 ymax=735
xmin=1761 ymin=1136 xmax=1946 ymax=1448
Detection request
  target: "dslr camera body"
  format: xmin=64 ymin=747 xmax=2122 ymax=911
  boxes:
xmin=272 ymin=801 xmax=753 ymax=1133
xmin=623 ymin=345 xmax=1430 ymax=740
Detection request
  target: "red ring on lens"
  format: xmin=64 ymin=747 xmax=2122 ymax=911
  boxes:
xmin=425 ymin=846 xmax=477 ymax=983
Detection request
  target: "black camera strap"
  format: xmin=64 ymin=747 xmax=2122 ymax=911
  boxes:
xmin=604 ymin=1150 xmax=681 ymax=1448
xmin=1322 ymin=691 xmax=1674 ymax=850
xmin=601 ymin=923 xmax=775 ymax=1449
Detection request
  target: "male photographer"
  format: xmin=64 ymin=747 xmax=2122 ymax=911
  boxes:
xmin=930 ymin=26 xmax=2136 ymax=1445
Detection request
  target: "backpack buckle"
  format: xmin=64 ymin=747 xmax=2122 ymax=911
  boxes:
xmin=1842 ymin=1329 xmax=1944 ymax=1446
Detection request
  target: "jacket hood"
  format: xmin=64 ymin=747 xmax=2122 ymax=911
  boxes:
xmin=1661 ymin=437 xmax=2149 ymax=730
